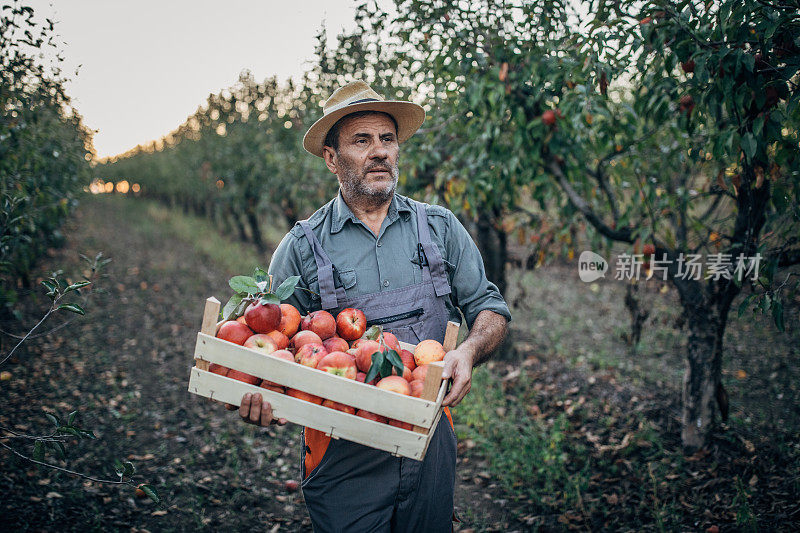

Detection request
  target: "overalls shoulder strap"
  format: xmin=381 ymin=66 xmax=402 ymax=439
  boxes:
xmin=297 ymin=220 xmax=341 ymax=310
xmin=412 ymin=200 xmax=452 ymax=298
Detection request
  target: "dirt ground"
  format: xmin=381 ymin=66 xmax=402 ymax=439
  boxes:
xmin=1 ymin=195 xmax=798 ymax=532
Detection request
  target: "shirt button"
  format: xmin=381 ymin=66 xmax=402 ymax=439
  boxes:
xmin=383 ymin=280 xmax=389 ymax=287
xmin=376 ymin=241 xmax=382 ymax=247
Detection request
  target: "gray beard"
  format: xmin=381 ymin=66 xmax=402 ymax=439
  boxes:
xmin=338 ymin=159 xmax=399 ymax=205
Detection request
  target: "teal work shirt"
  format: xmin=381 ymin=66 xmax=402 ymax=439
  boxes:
xmin=267 ymin=191 xmax=512 ymax=329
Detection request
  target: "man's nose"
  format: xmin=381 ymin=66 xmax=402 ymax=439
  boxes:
xmin=368 ymin=139 xmax=390 ymax=159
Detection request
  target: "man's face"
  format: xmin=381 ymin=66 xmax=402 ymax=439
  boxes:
xmin=325 ymin=113 xmax=400 ymax=204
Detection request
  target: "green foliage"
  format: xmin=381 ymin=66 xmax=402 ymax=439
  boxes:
xmin=222 ymin=269 xmax=301 ymax=320
xmin=0 ymin=1 xmax=95 ymax=315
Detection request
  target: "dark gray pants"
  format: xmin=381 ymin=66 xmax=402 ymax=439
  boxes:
xmin=301 ymin=415 xmax=457 ymax=532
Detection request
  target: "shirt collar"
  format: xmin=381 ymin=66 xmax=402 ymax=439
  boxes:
xmin=330 ymin=190 xmax=413 ymax=234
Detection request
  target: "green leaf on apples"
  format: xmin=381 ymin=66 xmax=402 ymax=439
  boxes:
xmin=365 ymin=351 xmax=385 ymax=384
xmin=273 ymin=275 xmax=301 ymax=301
xmin=380 ymin=358 xmax=393 ymax=379
xmin=386 ymin=349 xmax=404 ymax=376
xmin=222 ymin=293 xmax=243 ymax=320
xmin=63 ymin=280 xmax=91 ymax=294
xmin=229 ymin=275 xmax=259 ymax=294
xmin=259 ymin=293 xmax=281 ymax=305
xmin=253 ymin=266 xmax=269 ymax=283
xmin=364 ymin=325 xmax=382 ymax=341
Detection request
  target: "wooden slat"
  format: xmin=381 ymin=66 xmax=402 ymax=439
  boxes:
xmin=196 ymin=297 xmax=220 ymax=371
xmin=413 ymin=361 xmax=445 ymax=434
xmin=443 ymin=321 xmax=460 ymax=351
xmin=194 ymin=333 xmax=438 ymax=426
xmin=188 ymin=367 xmax=429 ymax=459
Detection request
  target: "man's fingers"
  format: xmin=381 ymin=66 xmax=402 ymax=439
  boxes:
xmin=441 ymin=354 xmax=456 ymax=380
xmin=443 ymin=360 xmax=472 ymax=406
xmin=260 ymin=401 xmax=273 ymax=426
xmin=249 ymin=393 xmax=263 ymax=424
xmin=276 ymin=418 xmax=288 ymax=426
xmin=238 ymin=393 xmax=252 ymax=420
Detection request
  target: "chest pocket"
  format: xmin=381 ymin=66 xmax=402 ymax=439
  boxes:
xmin=334 ymin=268 xmax=357 ymax=292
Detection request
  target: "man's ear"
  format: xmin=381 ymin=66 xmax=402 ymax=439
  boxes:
xmin=322 ymin=146 xmax=337 ymax=174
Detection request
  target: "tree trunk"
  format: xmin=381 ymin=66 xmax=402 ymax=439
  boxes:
xmin=229 ymin=207 xmax=249 ymax=243
xmin=245 ymin=208 xmax=265 ymax=251
xmin=475 ymin=212 xmax=508 ymax=295
xmin=676 ymin=274 xmax=740 ymax=451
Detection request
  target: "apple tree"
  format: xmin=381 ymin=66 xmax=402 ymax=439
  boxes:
xmin=346 ymin=0 xmax=799 ymax=450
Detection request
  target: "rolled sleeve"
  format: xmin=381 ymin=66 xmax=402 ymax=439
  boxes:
xmin=267 ymin=231 xmax=314 ymax=315
xmin=442 ymin=211 xmax=512 ymax=329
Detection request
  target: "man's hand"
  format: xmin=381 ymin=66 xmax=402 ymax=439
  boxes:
xmin=236 ymin=392 xmax=288 ymax=427
xmin=441 ymin=346 xmax=476 ymax=407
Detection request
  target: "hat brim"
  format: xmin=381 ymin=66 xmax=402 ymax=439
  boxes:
xmin=303 ymin=100 xmax=425 ymax=158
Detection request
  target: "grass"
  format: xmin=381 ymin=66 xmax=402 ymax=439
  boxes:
xmin=80 ymin=194 xmax=275 ymax=278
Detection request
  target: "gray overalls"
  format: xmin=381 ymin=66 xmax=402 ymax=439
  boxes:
xmin=297 ymin=199 xmax=457 ymax=533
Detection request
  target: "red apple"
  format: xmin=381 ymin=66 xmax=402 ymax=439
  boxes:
xmin=227 ymin=369 xmax=260 ymax=385
xmin=411 ymin=364 xmax=429 ymax=383
xmin=355 ymin=339 xmax=386 ymax=373
xmin=301 ymin=310 xmax=337 ymax=340
xmin=388 ymin=418 xmax=413 ymax=430
xmin=278 ymin=303 xmax=302 ymax=337
xmin=376 ymin=376 xmax=411 ymax=395
xmin=382 ymin=331 xmax=401 ymax=353
xmin=317 ymin=351 xmax=357 ymax=379
xmin=217 ymin=321 xmax=253 ymax=345
xmin=244 ymin=301 xmax=281 ymax=334
xmin=391 ymin=365 xmax=413 ymax=381
xmin=258 ymin=383 xmax=284 ymax=394
xmin=399 ymin=349 xmax=416 ymax=372
xmin=410 ymin=380 xmax=424 ymax=398
xmin=323 ymin=336 xmax=350 ymax=353
xmin=414 ymin=339 xmax=446 ymax=366
xmin=243 ymin=334 xmax=278 ymax=354
xmin=270 ymin=349 xmax=295 ymax=363
xmin=351 ymin=338 xmax=369 ymax=350
xmin=208 ymin=363 xmax=229 ymax=377
xmin=291 ymin=330 xmax=323 ymax=351
xmin=336 ymin=308 xmax=367 ymax=341
xmin=264 ymin=330 xmax=290 ymax=350
xmin=296 ymin=343 xmax=328 ymax=368
xmin=356 ymin=409 xmax=388 ymax=423
xmin=322 ymin=399 xmax=356 ymax=415
xmin=286 ymin=388 xmax=323 ymax=404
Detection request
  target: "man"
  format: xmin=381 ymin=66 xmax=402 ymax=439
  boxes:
xmin=234 ymin=80 xmax=511 ymax=532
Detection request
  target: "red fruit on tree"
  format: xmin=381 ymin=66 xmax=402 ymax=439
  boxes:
xmin=541 ymin=109 xmax=557 ymax=126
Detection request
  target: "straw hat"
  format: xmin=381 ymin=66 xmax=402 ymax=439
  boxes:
xmin=303 ymin=80 xmax=425 ymax=158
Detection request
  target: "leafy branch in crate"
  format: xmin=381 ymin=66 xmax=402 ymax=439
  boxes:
xmin=0 ymin=253 xmax=160 ymax=504
xmin=222 ymin=266 xmax=306 ymax=320
xmin=363 ymin=325 xmax=405 ymax=384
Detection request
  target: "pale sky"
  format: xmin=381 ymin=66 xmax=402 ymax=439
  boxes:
xmin=26 ymin=1 xmax=381 ymax=159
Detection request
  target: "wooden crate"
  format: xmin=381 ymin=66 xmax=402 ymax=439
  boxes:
xmin=187 ymin=297 xmax=459 ymax=460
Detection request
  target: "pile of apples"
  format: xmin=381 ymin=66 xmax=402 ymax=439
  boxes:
xmin=212 ymin=301 xmax=447 ymax=430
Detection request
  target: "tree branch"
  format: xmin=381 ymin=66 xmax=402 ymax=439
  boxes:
xmin=548 ymin=159 xmax=633 ymax=242
xmin=0 ymin=439 xmax=132 ymax=486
